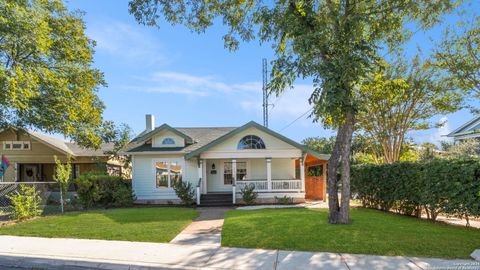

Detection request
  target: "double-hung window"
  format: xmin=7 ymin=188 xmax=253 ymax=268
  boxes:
xmin=155 ymin=161 xmax=183 ymax=188
xmin=223 ymin=162 xmax=247 ymax=185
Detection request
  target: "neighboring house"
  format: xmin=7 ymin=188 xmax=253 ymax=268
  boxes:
xmin=127 ymin=115 xmax=330 ymax=205
xmin=447 ymin=116 xmax=480 ymax=141
xmin=0 ymin=129 xmax=122 ymax=182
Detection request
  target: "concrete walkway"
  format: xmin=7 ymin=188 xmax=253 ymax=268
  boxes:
xmin=0 ymin=236 xmax=478 ymax=270
xmin=170 ymin=207 xmax=230 ymax=247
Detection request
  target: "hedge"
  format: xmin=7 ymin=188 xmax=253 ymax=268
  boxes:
xmin=75 ymin=172 xmax=135 ymax=208
xmin=351 ymin=158 xmax=480 ymax=224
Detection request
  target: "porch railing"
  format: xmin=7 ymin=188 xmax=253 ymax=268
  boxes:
xmin=236 ymin=179 xmax=302 ymax=192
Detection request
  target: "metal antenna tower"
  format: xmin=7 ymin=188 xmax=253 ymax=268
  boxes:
xmin=262 ymin=58 xmax=269 ymax=127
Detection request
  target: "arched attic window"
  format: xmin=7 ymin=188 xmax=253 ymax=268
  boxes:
xmin=237 ymin=135 xmax=266 ymax=150
xmin=162 ymin=138 xmax=175 ymax=145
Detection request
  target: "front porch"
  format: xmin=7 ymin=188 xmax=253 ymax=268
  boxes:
xmin=195 ymin=154 xmax=325 ymax=205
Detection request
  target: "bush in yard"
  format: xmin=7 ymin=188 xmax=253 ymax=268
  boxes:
xmin=240 ymin=184 xmax=257 ymax=205
xmin=8 ymin=185 xmax=43 ymax=221
xmin=172 ymin=181 xmax=195 ymax=206
xmin=75 ymin=172 xmax=135 ymax=208
xmin=275 ymin=195 xmax=293 ymax=205
xmin=351 ymin=158 xmax=480 ymax=225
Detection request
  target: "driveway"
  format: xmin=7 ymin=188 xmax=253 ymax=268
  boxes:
xmin=0 ymin=236 xmax=477 ymax=270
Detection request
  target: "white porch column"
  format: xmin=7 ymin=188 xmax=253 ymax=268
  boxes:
xmin=300 ymin=157 xmax=305 ymax=192
xmin=197 ymin=159 xmax=203 ymax=191
xmin=266 ymin=158 xmax=272 ymax=190
xmin=202 ymin=160 xmax=207 ymax=194
xmin=231 ymin=159 xmax=237 ymax=186
xmin=197 ymin=159 xmax=203 ymax=180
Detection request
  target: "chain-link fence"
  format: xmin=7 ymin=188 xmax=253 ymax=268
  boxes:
xmin=0 ymin=182 xmax=63 ymax=219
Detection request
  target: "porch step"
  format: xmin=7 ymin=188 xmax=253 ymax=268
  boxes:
xmin=199 ymin=193 xmax=233 ymax=207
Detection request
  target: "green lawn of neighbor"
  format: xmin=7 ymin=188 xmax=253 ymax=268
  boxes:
xmin=222 ymin=208 xmax=480 ymax=259
xmin=0 ymin=207 xmax=198 ymax=243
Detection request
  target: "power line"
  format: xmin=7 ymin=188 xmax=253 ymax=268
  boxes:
xmin=268 ymin=93 xmax=284 ymax=112
xmin=279 ymin=108 xmax=314 ymax=132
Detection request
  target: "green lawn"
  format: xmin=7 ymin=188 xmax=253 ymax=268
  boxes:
xmin=0 ymin=207 xmax=198 ymax=243
xmin=222 ymin=208 xmax=480 ymax=259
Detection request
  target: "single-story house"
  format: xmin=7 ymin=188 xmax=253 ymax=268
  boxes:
xmin=447 ymin=116 xmax=480 ymax=141
xmin=0 ymin=128 xmax=122 ymax=182
xmin=126 ymin=115 xmax=330 ymax=205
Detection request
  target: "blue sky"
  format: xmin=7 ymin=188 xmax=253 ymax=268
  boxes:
xmin=66 ymin=0 xmax=479 ymax=145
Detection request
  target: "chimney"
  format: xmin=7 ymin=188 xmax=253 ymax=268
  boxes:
xmin=146 ymin=114 xmax=155 ymax=131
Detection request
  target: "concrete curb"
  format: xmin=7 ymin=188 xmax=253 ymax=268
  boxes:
xmin=0 ymin=253 xmax=199 ymax=270
xmin=472 ymin=249 xmax=480 ymax=261
xmin=0 ymin=236 xmax=477 ymax=270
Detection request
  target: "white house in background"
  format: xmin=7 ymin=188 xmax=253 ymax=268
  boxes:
xmin=447 ymin=116 xmax=480 ymax=141
xmin=126 ymin=115 xmax=330 ymax=205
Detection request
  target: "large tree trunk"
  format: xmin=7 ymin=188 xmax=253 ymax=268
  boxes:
xmin=327 ymin=109 xmax=355 ymax=224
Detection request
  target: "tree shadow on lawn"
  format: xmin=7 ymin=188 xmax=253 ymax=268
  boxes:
xmin=40 ymin=207 xmax=199 ymax=225
xmin=222 ymin=208 xmax=480 ymax=258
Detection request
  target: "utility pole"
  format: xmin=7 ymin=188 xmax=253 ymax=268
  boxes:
xmin=262 ymin=58 xmax=269 ymax=128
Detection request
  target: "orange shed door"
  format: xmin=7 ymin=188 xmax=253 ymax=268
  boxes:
xmin=304 ymin=159 xmax=327 ymax=200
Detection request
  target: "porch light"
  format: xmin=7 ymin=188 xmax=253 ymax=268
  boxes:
xmin=211 ymin=163 xmax=216 ymax=170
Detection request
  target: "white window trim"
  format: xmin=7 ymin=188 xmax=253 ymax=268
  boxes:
xmin=3 ymin=141 xmax=30 ymax=150
xmin=222 ymin=160 xmax=250 ymax=185
xmin=3 ymin=141 xmax=12 ymax=150
xmin=152 ymin=158 xmax=184 ymax=190
xmin=162 ymin=137 xmax=176 ymax=145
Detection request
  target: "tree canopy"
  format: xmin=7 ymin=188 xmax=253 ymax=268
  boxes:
xmin=129 ymin=0 xmax=458 ymax=224
xmin=356 ymin=57 xmax=463 ymax=163
xmin=434 ymin=15 xmax=480 ymax=98
xmin=0 ymin=0 xmax=107 ymax=148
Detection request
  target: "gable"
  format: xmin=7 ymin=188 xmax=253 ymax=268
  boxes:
xmin=0 ymin=129 xmax=68 ymax=157
xmin=152 ymin=130 xmax=186 ymax=148
xmin=468 ymin=123 xmax=480 ymax=133
xmin=448 ymin=116 xmax=480 ymax=137
xmin=131 ymin=124 xmax=193 ymax=145
xmin=208 ymin=127 xmax=298 ymax=151
xmin=184 ymin=121 xmax=310 ymax=159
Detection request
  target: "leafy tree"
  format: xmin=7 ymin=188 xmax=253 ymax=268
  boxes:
xmin=441 ymin=139 xmax=480 ymax=157
xmin=102 ymin=123 xmax=134 ymax=179
xmin=418 ymin=142 xmax=439 ymax=160
xmin=129 ymin=0 xmax=457 ymax=224
xmin=434 ymin=16 xmax=480 ymax=98
xmin=356 ymin=58 xmax=463 ymax=163
xmin=0 ymin=0 xmax=107 ymax=148
xmin=303 ymin=135 xmax=383 ymax=164
xmin=303 ymin=136 xmax=336 ymax=154
xmin=53 ymin=156 xmax=72 ymax=213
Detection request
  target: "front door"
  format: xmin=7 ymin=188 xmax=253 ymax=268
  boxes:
xmin=22 ymin=164 xmax=39 ymax=182
xmin=207 ymin=160 xmax=230 ymax=192
xmin=206 ymin=160 xmax=247 ymax=193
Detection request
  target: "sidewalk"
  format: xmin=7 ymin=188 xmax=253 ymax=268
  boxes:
xmin=170 ymin=207 xmax=229 ymax=247
xmin=0 ymin=236 xmax=477 ymax=270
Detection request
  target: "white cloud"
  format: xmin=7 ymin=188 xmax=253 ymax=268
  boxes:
xmin=124 ymin=71 xmax=261 ymax=96
xmin=429 ymin=116 xmax=452 ymax=146
xmin=120 ymin=70 xmax=318 ymax=129
xmin=87 ymin=20 xmax=168 ymax=65
xmin=241 ymin=84 xmax=315 ymax=125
